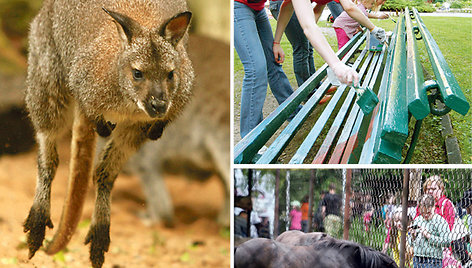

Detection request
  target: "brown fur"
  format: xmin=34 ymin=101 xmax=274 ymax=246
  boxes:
xmin=23 ymin=1 xmax=193 ymax=267
xmin=127 ymin=35 xmax=230 ymax=227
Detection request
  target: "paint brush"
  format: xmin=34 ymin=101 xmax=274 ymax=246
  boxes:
xmin=352 ymin=83 xmax=379 ymax=115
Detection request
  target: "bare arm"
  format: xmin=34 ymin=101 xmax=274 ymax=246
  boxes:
xmin=273 ymin=1 xmax=295 ymax=63
xmin=368 ymin=12 xmax=389 ymax=19
xmin=339 ymin=0 xmax=375 ymax=31
xmin=312 ymin=3 xmax=325 ymax=23
xmin=274 ymin=1 xmax=294 ymax=44
xmin=275 ymin=0 xmax=359 ymax=85
xmin=291 ymin=0 xmax=340 ymax=67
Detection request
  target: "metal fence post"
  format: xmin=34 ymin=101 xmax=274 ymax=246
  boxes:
xmin=343 ymin=169 xmax=352 ymax=240
xmin=399 ymin=169 xmax=410 ymax=268
xmin=309 ymin=170 xmax=315 ymax=233
xmin=274 ymin=169 xmax=280 ymax=239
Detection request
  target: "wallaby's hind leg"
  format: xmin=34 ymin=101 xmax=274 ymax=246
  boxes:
xmin=23 ymin=132 xmax=58 ymax=258
xmin=23 ymin=12 xmax=72 ymax=258
xmin=85 ymin=123 xmax=148 ymax=268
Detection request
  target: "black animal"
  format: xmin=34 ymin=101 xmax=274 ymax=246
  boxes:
xmin=235 ymin=231 xmax=398 ymax=268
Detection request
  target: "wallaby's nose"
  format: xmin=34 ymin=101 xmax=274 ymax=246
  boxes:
xmin=150 ymin=98 xmax=167 ymax=114
xmin=142 ymin=94 xmax=168 ymax=118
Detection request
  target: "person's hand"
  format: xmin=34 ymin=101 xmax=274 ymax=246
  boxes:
xmin=408 ymin=226 xmax=418 ymax=239
xmin=420 ymin=227 xmax=431 ymax=239
xmin=273 ymin=42 xmax=285 ymax=64
xmin=354 ymin=26 xmax=362 ymax=35
xmin=378 ymin=13 xmax=389 ymax=19
xmin=332 ymin=62 xmax=359 ymax=86
xmin=371 ymin=26 xmax=386 ymax=43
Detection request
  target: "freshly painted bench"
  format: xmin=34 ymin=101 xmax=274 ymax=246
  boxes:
xmin=234 ymin=8 xmax=469 ymax=164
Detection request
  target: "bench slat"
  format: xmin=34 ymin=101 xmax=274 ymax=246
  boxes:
xmin=315 ymin=51 xmax=383 ymax=164
xmin=234 ymin=32 xmax=366 ymax=164
xmin=336 ymin=46 xmax=389 ymax=164
xmin=413 ymin=8 xmax=470 ymax=116
xmin=254 ymin=33 xmax=367 ymax=164
xmin=380 ymin=14 xmax=408 ymax=146
xmin=405 ymin=7 xmax=430 ymax=120
xmin=289 ymin=48 xmax=370 ymax=164
xmin=370 ymin=14 xmax=407 ymax=164
xmin=360 ymin=14 xmax=400 ymax=163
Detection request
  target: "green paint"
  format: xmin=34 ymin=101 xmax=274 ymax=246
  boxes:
xmin=353 ymin=84 xmax=379 ymax=115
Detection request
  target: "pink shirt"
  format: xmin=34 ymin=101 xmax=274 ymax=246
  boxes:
xmin=283 ymin=0 xmax=333 ymax=6
xmin=235 ymin=0 xmax=267 ymax=11
xmin=289 ymin=209 xmax=302 ymax=230
xmin=332 ymin=4 xmax=368 ymax=38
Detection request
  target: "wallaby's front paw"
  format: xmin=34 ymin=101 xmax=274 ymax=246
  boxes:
xmin=23 ymin=205 xmax=54 ymax=259
xmin=85 ymin=223 xmax=110 ymax=268
xmin=95 ymin=120 xmax=116 ymax=137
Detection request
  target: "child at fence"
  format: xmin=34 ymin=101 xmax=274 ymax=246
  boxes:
xmin=289 ymin=200 xmax=303 ymax=231
xmin=332 ymin=0 xmax=389 ymax=50
xmin=409 ymin=194 xmax=452 ymax=268
xmin=362 ymin=193 xmax=374 ymax=232
xmin=382 ymin=209 xmax=414 ymax=268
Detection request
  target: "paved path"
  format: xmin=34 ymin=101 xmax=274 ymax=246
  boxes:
xmin=418 ymin=12 xmax=472 ymax=17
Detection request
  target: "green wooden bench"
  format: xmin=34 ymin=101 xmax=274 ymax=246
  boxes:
xmin=234 ymin=8 xmax=469 ymax=164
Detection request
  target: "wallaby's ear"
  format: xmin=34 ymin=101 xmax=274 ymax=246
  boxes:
xmin=161 ymin=11 xmax=192 ymax=45
xmin=103 ymin=7 xmax=139 ymax=44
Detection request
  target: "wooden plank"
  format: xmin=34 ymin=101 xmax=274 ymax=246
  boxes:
xmin=343 ymin=46 xmax=389 ymax=163
xmin=413 ymin=8 xmax=470 ymax=116
xmin=380 ymin=14 xmax=408 ymax=146
xmin=333 ymin=46 xmax=388 ymax=164
xmin=405 ymin=7 xmax=430 ymax=120
xmin=373 ymin=139 xmax=402 ymax=163
xmin=359 ymin=16 xmax=400 ymax=164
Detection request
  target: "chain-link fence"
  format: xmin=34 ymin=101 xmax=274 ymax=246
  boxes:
xmin=234 ymin=168 xmax=472 ymax=268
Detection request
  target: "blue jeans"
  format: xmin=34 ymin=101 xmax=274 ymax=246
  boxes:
xmin=234 ymin=2 xmax=295 ymax=138
xmin=413 ymin=256 xmax=442 ymax=268
xmin=327 ymin=1 xmax=344 ymax=21
xmin=269 ymin=0 xmax=315 ymax=87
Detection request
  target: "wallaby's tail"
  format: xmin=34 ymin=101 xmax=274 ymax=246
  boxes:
xmin=45 ymin=109 xmax=96 ymax=254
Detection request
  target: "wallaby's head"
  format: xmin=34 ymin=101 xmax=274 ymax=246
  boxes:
xmin=103 ymin=7 xmax=192 ymax=119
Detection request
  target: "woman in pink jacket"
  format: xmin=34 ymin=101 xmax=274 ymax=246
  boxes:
xmin=415 ymin=175 xmax=461 ymax=268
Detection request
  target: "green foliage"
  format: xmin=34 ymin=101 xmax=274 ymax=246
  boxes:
xmin=381 ymin=0 xmax=436 ymax=12
xmin=349 ymin=216 xmax=386 ymax=251
xmin=382 ymin=0 xmax=408 ymax=11
xmin=450 ymin=1 xmax=464 ymax=8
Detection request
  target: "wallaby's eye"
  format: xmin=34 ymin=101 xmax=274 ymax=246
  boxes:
xmin=132 ymin=69 xmax=143 ymax=80
xmin=167 ymin=70 xmax=174 ymax=80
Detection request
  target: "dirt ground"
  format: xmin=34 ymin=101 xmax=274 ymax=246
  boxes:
xmin=0 ymin=34 xmax=230 ymax=268
xmin=0 ymin=138 xmax=229 ymax=268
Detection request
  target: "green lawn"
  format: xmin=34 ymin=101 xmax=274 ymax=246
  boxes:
xmin=233 ymin=15 xmax=472 ymax=163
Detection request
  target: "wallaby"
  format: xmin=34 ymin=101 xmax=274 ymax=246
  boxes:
xmin=127 ymin=35 xmax=230 ymax=227
xmin=23 ymin=0 xmax=193 ymax=267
